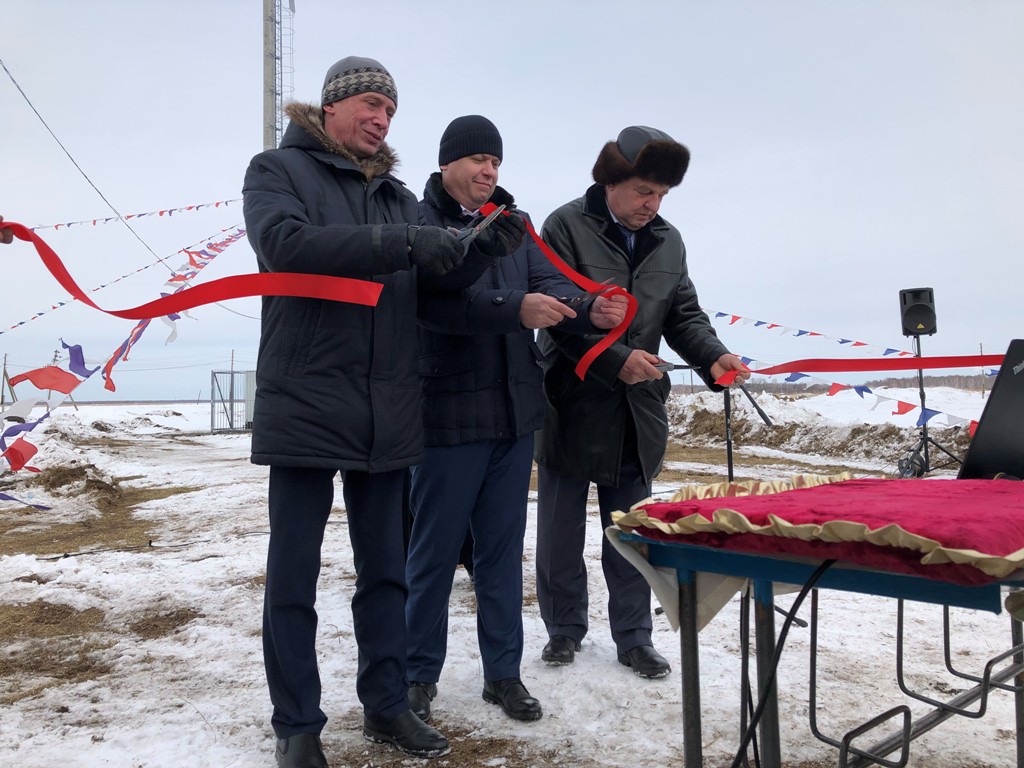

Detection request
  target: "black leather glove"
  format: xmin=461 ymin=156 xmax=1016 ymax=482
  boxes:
xmin=407 ymin=225 xmax=465 ymax=275
xmin=472 ymin=211 xmax=527 ymax=258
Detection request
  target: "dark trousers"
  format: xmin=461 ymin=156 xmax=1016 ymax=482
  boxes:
xmin=263 ymin=465 xmax=409 ymax=737
xmin=535 ymin=460 xmax=654 ymax=654
xmin=406 ymin=436 xmax=532 ymax=682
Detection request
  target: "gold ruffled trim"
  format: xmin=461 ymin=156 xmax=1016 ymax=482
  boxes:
xmin=612 ymin=473 xmax=1024 ymax=580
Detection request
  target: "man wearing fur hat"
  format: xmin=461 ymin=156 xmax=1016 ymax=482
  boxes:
xmin=242 ymin=58 xmax=525 ymax=766
xmin=403 ymin=115 xmax=627 ymax=726
xmin=534 ymin=126 xmax=749 ymax=679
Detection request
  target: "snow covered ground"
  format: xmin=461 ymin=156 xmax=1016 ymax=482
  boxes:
xmin=1 ymin=389 xmax=1019 ymax=767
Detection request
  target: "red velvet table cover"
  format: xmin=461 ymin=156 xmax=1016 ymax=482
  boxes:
xmin=614 ymin=478 xmax=1024 ymax=586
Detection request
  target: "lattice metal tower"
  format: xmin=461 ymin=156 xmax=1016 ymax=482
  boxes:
xmin=263 ymin=0 xmax=295 ymax=151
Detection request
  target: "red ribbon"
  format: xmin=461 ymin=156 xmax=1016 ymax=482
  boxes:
xmin=715 ymin=353 xmax=1004 ymax=386
xmin=479 ymin=204 xmax=636 ymax=379
xmin=1 ymin=220 xmax=383 ymax=319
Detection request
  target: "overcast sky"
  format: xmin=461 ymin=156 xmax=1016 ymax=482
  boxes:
xmin=2 ymin=1 xmax=1022 ymax=401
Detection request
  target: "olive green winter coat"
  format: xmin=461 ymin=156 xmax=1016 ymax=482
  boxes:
xmin=535 ymin=184 xmax=729 ymax=487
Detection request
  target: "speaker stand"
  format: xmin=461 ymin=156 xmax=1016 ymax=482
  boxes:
xmin=896 ymin=336 xmax=962 ymax=478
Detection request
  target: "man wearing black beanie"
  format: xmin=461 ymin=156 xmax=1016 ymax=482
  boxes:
xmin=403 ymin=115 xmax=627 ymax=724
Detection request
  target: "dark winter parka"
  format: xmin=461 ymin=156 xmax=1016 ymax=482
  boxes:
xmin=535 ymin=183 xmax=729 ymax=486
xmin=242 ymin=103 xmax=489 ymax=470
xmin=417 ymin=174 xmax=596 ymax=446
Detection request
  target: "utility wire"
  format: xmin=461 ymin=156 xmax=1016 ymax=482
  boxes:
xmin=3 ymin=56 xmax=260 ymax=322
xmin=1 ymin=56 xmax=173 ymax=273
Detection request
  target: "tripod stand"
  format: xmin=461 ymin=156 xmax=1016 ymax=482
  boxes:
xmin=896 ymin=335 xmax=961 ymax=478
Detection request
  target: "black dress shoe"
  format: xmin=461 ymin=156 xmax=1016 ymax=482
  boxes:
xmin=617 ymin=644 xmax=671 ymax=679
xmin=482 ymin=678 xmax=543 ymax=721
xmin=408 ymin=681 xmax=437 ymax=722
xmin=541 ymin=634 xmax=581 ymax=665
xmin=363 ymin=709 xmax=450 ymax=758
xmin=275 ymin=732 xmax=328 ymax=768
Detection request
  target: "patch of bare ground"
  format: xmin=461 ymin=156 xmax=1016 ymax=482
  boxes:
xmin=127 ymin=607 xmax=204 ymax=640
xmin=0 ymin=458 xmax=206 ymax=703
xmin=324 ymin=728 xmax=855 ymax=768
xmin=0 ymin=461 xmax=196 ymax=558
xmin=0 ymin=599 xmax=205 ymax=704
xmin=0 ymin=601 xmax=113 ymax=704
xmin=325 ymin=718 xmax=581 ymax=768
xmin=659 ymin=442 xmax=869 ymax=486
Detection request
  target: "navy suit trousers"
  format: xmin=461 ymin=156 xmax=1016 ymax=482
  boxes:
xmin=263 ymin=465 xmax=409 ymax=737
xmin=406 ymin=436 xmax=532 ymax=683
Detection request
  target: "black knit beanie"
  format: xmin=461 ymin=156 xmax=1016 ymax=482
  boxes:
xmin=438 ymin=115 xmax=503 ymax=165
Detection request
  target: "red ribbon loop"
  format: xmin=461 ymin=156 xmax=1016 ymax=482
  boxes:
xmin=480 ymin=204 xmax=636 ymax=379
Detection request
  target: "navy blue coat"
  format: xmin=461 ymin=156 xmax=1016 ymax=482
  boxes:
xmin=416 ymin=174 xmax=595 ymax=447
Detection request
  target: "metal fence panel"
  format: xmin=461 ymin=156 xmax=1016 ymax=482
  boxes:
xmin=211 ymin=370 xmax=255 ymax=432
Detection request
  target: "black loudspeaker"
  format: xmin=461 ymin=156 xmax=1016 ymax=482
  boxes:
xmin=899 ymin=287 xmax=937 ymax=336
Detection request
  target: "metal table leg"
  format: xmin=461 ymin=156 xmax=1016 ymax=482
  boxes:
xmin=754 ymin=578 xmax=782 ymax=768
xmin=1014 ymin=616 xmax=1024 ymax=768
xmin=679 ymin=570 xmax=703 ymax=768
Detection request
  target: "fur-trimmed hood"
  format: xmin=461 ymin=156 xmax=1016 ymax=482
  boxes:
xmin=282 ymin=101 xmax=400 ymax=180
xmin=591 ymin=125 xmax=689 ymax=189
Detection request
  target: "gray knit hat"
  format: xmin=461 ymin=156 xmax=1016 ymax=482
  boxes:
xmin=321 ymin=55 xmax=397 ymax=107
xmin=438 ymin=115 xmax=503 ymax=165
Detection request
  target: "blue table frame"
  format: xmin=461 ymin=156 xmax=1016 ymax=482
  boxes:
xmin=617 ymin=531 xmax=1024 ymax=767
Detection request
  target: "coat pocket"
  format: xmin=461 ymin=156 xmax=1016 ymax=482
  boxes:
xmin=419 ymin=349 xmax=474 ymax=394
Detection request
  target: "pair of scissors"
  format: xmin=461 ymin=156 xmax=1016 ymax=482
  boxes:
xmin=447 ymin=204 xmax=506 ymax=255
xmin=560 ymin=277 xmax=617 ymax=308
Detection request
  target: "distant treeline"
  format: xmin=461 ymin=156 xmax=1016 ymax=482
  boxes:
xmin=671 ymin=373 xmax=993 ymax=396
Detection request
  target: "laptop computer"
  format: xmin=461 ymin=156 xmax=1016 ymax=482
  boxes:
xmin=958 ymin=338 xmax=1024 ymax=480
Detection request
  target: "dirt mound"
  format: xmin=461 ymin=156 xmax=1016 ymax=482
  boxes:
xmin=29 ymin=462 xmax=120 ymax=501
xmin=667 ymin=393 xmax=971 ymax=465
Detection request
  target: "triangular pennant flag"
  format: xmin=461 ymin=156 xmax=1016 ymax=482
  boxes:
xmin=1 ymin=437 xmax=40 ymax=472
xmin=9 ymin=366 xmax=82 ymax=394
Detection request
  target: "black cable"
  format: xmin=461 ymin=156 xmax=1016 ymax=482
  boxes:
xmin=729 ymin=559 xmax=837 ymax=768
xmin=33 ymin=529 xmax=273 ymax=562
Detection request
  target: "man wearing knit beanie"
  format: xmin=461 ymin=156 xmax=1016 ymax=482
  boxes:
xmin=533 ymin=126 xmax=750 ymax=681
xmin=403 ymin=115 xmax=627 ymax=726
xmin=316 ymin=55 xmax=400 ymax=160
xmin=243 ymin=63 xmax=525 ymax=768
xmin=437 ymin=114 xmax=503 ymax=166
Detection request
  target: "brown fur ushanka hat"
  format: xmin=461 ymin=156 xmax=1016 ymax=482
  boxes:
xmin=592 ymin=125 xmax=690 ymax=188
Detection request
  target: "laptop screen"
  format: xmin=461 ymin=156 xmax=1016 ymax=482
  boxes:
xmin=958 ymin=338 xmax=1024 ymax=480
